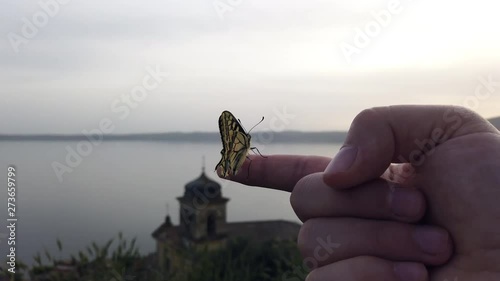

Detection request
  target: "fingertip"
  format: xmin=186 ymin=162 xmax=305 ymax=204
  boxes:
xmin=322 ymin=146 xmax=360 ymax=189
xmin=322 ymin=107 xmax=394 ymax=189
xmin=393 ymin=262 xmax=428 ymax=281
xmin=215 ymin=165 xmax=235 ymax=181
xmin=215 ymin=166 xmax=224 ymax=179
xmin=324 ymin=146 xmax=359 ymax=174
xmin=389 ymin=187 xmax=426 ymax=222
xmin=322 ymin=146 xmax=389 ymax=189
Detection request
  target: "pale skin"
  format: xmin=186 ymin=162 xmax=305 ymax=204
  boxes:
xmin=219 ymin=105 xmax=500 ymax=281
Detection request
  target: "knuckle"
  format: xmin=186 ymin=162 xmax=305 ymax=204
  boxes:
xmin=451 ymin=105 xmax=476 ymax=116
xmin=353 ymin=108 xmax=376 ymax=124
xmin=289 ymin=179 xmax=303 ymax=211
xmin=354 ymin=107 xmax=386 ymax=123
xmin=290 ymin=175 xmax=314 ymax=221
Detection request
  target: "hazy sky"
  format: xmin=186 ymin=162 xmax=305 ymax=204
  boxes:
xmin=1 ymin=0 xmax=499 ymax=134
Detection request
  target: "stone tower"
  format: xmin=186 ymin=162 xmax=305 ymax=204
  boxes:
xmin=177 ymin=167 xmax=229 ymax=249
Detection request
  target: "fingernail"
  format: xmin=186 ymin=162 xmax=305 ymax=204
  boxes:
xmin=324 ymin=146 xmax=358 ymax=174
xmin=389 ymin=188 xmax=422 ymax=219
xmin=393 ymin=262 xmax=426 ymax=281
xmin=413 ymin=227 xmax=449 ymax=255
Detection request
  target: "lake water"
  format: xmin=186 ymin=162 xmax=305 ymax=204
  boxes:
xmin=0 ymin=141 xmax=341 ymax=266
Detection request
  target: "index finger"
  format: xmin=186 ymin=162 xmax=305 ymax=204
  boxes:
xmin=220 ymin=154 xmax=331 ymax=192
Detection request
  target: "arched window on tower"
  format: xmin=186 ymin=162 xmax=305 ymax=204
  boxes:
xmin=207 ymin=213 xmax=216 ymax=238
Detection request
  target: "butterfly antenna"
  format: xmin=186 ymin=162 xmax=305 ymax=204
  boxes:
xmin=248 ymin=116 xmax=265 ymax=134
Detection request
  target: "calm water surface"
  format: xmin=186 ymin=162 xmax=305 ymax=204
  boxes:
xmin=0 ymin=141 xmax=341 ymax=265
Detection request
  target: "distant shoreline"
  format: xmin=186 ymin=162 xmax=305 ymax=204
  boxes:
xmin=1 ymin=117 xmax=497 ymax=143
xmin=0 ymin=131 xmax=348 ymax=143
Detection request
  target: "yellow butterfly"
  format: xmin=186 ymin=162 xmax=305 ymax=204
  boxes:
xmin=215 ymin=111 xmax=264 ymax=178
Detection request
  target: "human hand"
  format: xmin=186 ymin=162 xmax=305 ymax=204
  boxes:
xmin=222 ymin=105 xmax=500 ymax=281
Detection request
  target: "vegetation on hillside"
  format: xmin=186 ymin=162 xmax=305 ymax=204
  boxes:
xmin=0 ymin=234 xmax=305 ymax=281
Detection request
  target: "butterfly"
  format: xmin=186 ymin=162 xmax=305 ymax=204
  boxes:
xmin=215 ymin=111 xmax=265 ymax=178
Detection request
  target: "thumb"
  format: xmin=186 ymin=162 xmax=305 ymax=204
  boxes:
xmin=323 ymin=105 xmax=495 ymax=189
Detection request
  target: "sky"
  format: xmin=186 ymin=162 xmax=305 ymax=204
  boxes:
xmin=1 ymin=0 xmax=499 ymax=134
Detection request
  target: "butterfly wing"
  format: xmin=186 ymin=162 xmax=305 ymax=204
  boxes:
xmin=228 ymin=130 xmax=251 ymax=176
xmin=216 ymin=111 xmax=251 ymax=177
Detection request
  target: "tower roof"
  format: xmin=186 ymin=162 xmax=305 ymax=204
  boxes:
xmin=180 ymin=170 xmax=226 ymax=203
xmin=185 ymin=171 xmax=220 ymax=191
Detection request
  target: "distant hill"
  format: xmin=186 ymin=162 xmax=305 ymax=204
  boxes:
xmin=488 ymin=117 xmax=500 ymax=130
xmin=1 ymin=117 xmax=497 ymax=142
xmin=0 ymin=131 xmax=348 ymax=143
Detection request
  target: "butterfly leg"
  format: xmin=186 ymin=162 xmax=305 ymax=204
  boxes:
xmin=250 ymin=147 xmax=267 ymax=158
xmin=246 ymin=155 xmax=253 ymax=179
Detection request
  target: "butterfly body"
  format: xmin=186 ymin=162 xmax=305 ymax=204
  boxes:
xmin=215 ymin=111 xmax=252 ymax=178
